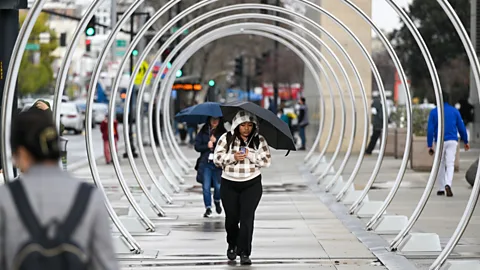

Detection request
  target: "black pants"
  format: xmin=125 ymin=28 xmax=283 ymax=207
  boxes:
xmin=366 ymin=129 xmax=382 ymax=154
xmin=221 ymin=175 xmax=263 ymax=256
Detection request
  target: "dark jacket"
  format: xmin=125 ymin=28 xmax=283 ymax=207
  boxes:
xmin=195 ymin=126 xmax=222 ymax=166
xmin=371 ymin=98 xmax=383 ymax=130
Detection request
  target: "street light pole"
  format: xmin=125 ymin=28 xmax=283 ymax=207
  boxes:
xmin=272 ymin=0 xmax=280 ymax=113
xmin=0 ymin=0 xmax=25 ymax=176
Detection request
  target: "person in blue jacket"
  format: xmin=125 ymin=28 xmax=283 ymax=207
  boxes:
xmin=195 ymin=117 xmax=227 ymax=217
xmin=427 ymin=92 xmax=470 ymax=197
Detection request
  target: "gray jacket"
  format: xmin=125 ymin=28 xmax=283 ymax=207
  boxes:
xmin=0 ymin=165 xmax=118 ymax=270
xmin=298 ymin=104 xmax=309 ymax=127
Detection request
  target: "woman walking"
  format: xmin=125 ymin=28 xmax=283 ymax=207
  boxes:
xmin=214 ymin=110 xmax=272 ymax=265
xmin=195 ymin=117 xmax=227 ymax=217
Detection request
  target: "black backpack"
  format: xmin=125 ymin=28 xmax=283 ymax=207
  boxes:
xmin=7 ymin=180 xmax=94 ymax=270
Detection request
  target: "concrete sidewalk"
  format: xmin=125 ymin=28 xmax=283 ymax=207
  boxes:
xmin=71 ymin=146 xmax=391 ymax=269
xmin=325 ymin=148 xmax=480 ymax=270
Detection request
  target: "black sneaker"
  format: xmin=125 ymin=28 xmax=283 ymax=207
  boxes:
xmin=437 ymin=190 xmax=445 ymax=196
xmin=203 ymin=208 xmax=212 ymax=218
xmin=240 ymin=254 xmax=252 ymax=265
xmin=227 ymin=246 xmax=237 ymax=261
xmin=445 ymin=185 xmax=453 ymax=197
xmin=215 ymin=201 xmax=222 ymax=214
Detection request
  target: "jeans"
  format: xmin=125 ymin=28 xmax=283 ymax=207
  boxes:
xmin=203 ymin=162 xmax=221 ymax=208
xmin=299 ymin=126 xmax=306 ymax=148
xmin=188 ymin=127 xmax=196 ymax=145
xmin=221 ymin=175 xmax=263 ymax=256
xmin=437 ymin=140 xmax=458 ymax=190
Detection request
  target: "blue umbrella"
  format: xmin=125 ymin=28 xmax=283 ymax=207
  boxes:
xmin=175 ymin=102 xmax=223 ymax=124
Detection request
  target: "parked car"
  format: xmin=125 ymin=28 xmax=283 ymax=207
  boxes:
xmin=60 ymin=102 xmax=84 ymax=134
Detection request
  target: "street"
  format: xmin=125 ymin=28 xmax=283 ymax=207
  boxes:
xmin=64 ymin=124 xmax=125 ymax=168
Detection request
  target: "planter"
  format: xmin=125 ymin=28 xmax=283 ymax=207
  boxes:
xmin=410 ymin=136 xmax=459 ymax=172
xmin=385 ymin=128 xmax=396 ymax=156
xmin=395 ymin=128 xmax=407 ymax=159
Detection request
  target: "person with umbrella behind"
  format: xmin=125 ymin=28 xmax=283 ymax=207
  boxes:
xmin=195 ymin=117 xmax=227 ymax=218
xmin=214 ymin=110 xmax=272 ymax=265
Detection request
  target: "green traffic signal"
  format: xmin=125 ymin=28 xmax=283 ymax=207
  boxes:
xmin=208 ymin=80 xmax=215 ymax=87
xmin=167 ymin=62 xmax=172 ymax=69
xmin=86 ymin=27 xmax=95 ymax=36
xmin=132 ymin=50 xmax=139 ymax=56
xmin=176 ymin=69 xmax=183 ymax=78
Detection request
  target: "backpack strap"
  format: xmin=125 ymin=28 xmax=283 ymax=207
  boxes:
xmin=7 ymin=180 xmax=44 ymax=240
xmin=62 ymin=183 xmax=94 ymax=238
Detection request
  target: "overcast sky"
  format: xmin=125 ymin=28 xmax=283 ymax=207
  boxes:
xmin=371 ymin=0 xmax=413 ymax=34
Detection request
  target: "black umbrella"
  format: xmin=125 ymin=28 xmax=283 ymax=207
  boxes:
xmin=220 ymin=101 xmax=296 ymax=153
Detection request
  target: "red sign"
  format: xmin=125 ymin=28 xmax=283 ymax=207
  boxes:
xmin=262 ymin=83 xmax=302 ymax=100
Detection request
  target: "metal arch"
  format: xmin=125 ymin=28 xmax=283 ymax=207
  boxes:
xmin=85 ymin=0 xmax=157 ymax=232
xmin=50 ymin=0 xmax=143 ymax=251
xmin=364 ymin=2 xmax=445 ymax=232
xmin=157 ymin=22 xmax=347 ymax=165
xmin=1 ymin=0 xmax=47 ymax=181
xmin=126 ymin=2 xmax=330 ymax=179
xmin=153 ymin=13 xmax=349 ymax=173
xmin=158 ymin=4 xmax=368 ymax=182
xmin=428 ymin=1 xmax=480 ymax=268
xmin=375 ymin=0 xmax=444 ymax=250
xmin=109 ymin=3 xmax=191 ymax=218
xmin=156 ymin=13 xmax=341 ymax=159
xmin=312 ymin=0 xmax=413 ymax=228
xmin=154 ymin=10 xmax=351 ymax=179
xmin=160 ymin=27 xmax=329 ymax=160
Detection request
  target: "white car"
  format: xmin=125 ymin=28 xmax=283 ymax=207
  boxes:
xmin=92 ymin=103 xmax=109 ymax=123
xmin=60 ymin=102 xmax=84 ymax=134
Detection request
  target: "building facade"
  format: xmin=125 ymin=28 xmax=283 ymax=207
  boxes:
xmin=303 ymin=0 xmax=372 ymax=153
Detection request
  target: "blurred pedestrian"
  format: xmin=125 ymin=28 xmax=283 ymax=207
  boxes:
xmin=427 ymin=92 xmax=470 ymax=197
xmin=365 ymin=91 xmax=383 ymax=155
xmin=297 ymin=97 xmax=309 ymax=150
xmin=214 ymin=110 xmax=272 ymax=265
xmin=195 ymin=117 xmax=227 ymax=218
xmin=100 ymin=114 xmax=119 ymax=164
xmin=0 ymin=109 xmax=117 ymax=269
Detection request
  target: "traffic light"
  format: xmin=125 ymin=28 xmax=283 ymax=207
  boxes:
xmin=234 ymin=56 xmax=243 ymax=77
xmin=176 ymin=69 xmax=183 ymax=78
xmin=86 ymin=15 xmax=96 ymax=36
xmin=132 ymin=49 xmax=139 ymax=56
xmin=85 ymin=39 xmax=91 ymax=52
xmin=60 ymin=32 xmax=67 ymax=47
xmin=255 ymin=58 xmax=263 ymax=77
xmin=208 ymin=80 xmax=215 ymax=87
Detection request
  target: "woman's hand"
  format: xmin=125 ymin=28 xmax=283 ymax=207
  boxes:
xmin=208 ymin=141 xmax=214 ymax=149
xmin=234 ymin=151 xmax=246 ymax=161
xmin=210 ymin=135 xmax=216 ymax=143
xmin=36 ymin=102 xmax=49 ymax=111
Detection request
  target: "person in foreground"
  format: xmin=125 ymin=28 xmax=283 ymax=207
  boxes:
xmin=0 ymin=110 xmax=117 ymax=269
xmin=214 ymin=110 xmax=272 ymax=265
xmin=427 ymin=92 xmax=469 ymax=197
xmin=195 ymin=117 xmax=227 ymax=217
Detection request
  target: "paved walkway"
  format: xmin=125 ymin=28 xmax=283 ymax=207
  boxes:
xmin=72 ymin=146 xmax=390 ymax=269
xmin=329 ymin=149 xmax=480 ymax=270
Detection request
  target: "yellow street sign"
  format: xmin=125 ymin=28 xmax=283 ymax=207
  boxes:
xmin=134 ymin=61 xmax=152 ymax=85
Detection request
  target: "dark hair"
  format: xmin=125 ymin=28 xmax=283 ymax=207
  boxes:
xmin=200 ymin=117 xmax=227 ymax=137
xmin=301 ymin=97 xmax=306 ymax=103
xmin=11 ymin=109 xmax=61 ymax=162
xmin=442 ymin=91 xmax=450 ymax=104
xmin=226 ymin=123 xmax=260 ymax=152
